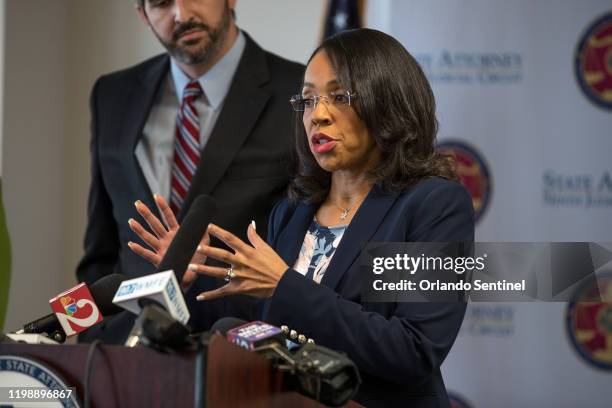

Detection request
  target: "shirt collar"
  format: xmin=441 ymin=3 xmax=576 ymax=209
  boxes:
xmin=170 ymin=30 xmax=246 ymax=111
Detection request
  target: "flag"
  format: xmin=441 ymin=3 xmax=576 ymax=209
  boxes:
xmin=0 ymin=178 xmax=10 ymax=330
xmin=322 ymin=0 xmax=364 ymax=40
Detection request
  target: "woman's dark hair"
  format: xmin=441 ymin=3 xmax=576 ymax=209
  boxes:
xmin=288 ymin=28 xmax=457 ymax=204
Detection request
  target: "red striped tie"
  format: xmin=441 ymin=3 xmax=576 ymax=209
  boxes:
xmin=170 ymin=80 xmax=202 ymax=215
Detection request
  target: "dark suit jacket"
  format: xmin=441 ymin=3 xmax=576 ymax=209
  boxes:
xmin=263 ymin=178 xmax=474 ymax=408
xmin=77 ymin=32 xmax=304 ymax=343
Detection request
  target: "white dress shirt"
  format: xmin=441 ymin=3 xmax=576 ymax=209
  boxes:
xmin=135 ymin=31 xmax=246 ymax=200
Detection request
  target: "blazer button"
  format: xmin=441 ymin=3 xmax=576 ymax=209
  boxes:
xmin=280 ymin=325 xmax=289 ymax=334
xmin=307 ymin=338 xmax=315 ymax=344
xmin=297 ymin=334 xmax=306 ymax=343
xmin=289 ymin=330 xmax=298 ymax=340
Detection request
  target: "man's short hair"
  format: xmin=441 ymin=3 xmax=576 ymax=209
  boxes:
xmin=137 ymin=1 xmax=236 ymax=19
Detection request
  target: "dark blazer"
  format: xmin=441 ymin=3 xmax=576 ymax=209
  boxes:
xmin=77 ymin=32 xmax=304 ymax=343
xmin=263 ymin=178 xmax=474 ymax=408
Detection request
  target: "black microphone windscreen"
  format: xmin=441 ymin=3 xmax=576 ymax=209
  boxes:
xmin=210 ymin=317 xmax=247 ymax=335
xmin=89 ymin=273 xmax=127 ymax=316
xmin=156 ymin=194 xmax=218 ymax=282
xmin=23 ymin=313 xmax=59 ymax=334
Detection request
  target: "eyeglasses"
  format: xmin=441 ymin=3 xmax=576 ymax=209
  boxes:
xmin=289 ymin=90 xmax=357 ymax=112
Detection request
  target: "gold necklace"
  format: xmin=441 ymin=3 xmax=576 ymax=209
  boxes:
xmin=333 ymin=193 xmax=367 ymax=221
xmin=339 ymin=207 xmax=350 ymax=221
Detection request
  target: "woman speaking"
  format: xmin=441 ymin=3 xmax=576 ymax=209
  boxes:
xmin=129 ymin=29 xmax=474 ymax=407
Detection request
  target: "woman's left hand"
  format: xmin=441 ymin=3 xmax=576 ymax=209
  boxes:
xmin=189 ymin=222 xmax=289 ymax=300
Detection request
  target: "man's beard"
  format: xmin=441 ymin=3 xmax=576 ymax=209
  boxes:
xmin=156 ymin=3 xmax=231 ymax=66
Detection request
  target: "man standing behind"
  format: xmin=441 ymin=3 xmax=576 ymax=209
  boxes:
xmin=77 ymin=0 xmax=303 ymax=343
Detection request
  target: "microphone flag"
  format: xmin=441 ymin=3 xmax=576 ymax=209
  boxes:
xmin=226 ymin=321 xmax=285 ymax=351
xmin=49 ymin=283 xmax=103 ymax=337
xmin=112 ymin=270 xmax=190 ymax=324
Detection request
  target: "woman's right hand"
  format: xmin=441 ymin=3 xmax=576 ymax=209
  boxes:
xmin=127 ymin=194 xmax=209 ymax=288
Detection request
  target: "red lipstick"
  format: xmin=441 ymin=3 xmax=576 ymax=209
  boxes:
xmin=311 ymin=132 xmax=337 ymax=154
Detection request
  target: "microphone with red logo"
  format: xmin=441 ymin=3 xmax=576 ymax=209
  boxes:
xmin=14 ymin=274 xmax=126 ymax=343
xmin=48 ymin=283 xmax=103 ymax=337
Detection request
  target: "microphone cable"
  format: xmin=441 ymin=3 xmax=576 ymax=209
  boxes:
xmin=83 ymin=340 xmax=121 ymax=408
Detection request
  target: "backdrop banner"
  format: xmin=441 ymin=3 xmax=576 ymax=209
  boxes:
xmin=389 ymin=1 xmax=612 ymax=406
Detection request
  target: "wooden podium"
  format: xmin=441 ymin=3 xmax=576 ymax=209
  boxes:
xmin=0 ymin=334 xmax=361 ymax=407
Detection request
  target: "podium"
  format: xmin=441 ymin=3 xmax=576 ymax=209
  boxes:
xmin=0 ymin=334 xmax=362 ymax=407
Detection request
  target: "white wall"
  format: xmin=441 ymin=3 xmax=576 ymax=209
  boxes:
xmin=3 ymin=0 xmax=71 ymax=330
xmin=2 ymin=0 xmax=336 ymax=331
xmin=61 ymin=0 xmax=166 ymax=316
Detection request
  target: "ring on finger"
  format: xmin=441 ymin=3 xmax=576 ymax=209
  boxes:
xmin=224 ymin=267 xmax=236 ymax=282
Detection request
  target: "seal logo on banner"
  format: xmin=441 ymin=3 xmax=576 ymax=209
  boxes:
xmin=575 ymin=12 xmax=612 ymax=110
xmin=437 ymin=141 xmax=491 ymax=222
xmin=566 ymin=274 xmax=612 ymax=371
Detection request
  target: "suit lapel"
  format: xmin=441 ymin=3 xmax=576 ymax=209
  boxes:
xmin=275 ymin=203 xmax=316 ymax=265
xmin=321 ymin=185 xmax=400 ymax=290
xmin=179 ymin=34 xmax=272 ymax=218
xmin=118 ymin=55 xmax=169 ymax=210
xmin=261 ymin=202 xmax=314 ymax=321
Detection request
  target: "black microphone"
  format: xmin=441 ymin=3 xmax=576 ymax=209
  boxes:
xmin=209 ymin=317 xmax=361 ymax=407
xmin=124 ymin=304 xmax=193 ymax=351
xmin=210 ymin=317 xmax=292 ymax=364
xmin=210 ymin=316 xmax=247 ymax=335
xmin=156 ymin=194 xmax=218 ymax=283
xmin=289 ymin=343 xmax=361 ymax=407
xmin=18 ymin=273 xmax=127 ymax=337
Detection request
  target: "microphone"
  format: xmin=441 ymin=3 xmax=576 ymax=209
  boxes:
xmin=124 ymin=304 xmax=193 ymax=351
xmin=17 ymin=274 xmax=127 ymax=341
xmin=115 ymin=195 xmax=216 ymax=348
xmin=112 ymin=270 xmax=189 ymax=324
xmin=48 ymin=283 xmax=102 ymax=337
xmin=210 ymin=317 xmax=294 ymax=367
xmin=226 ymin=320 xmax=287 ymax=351
xmin=288 ymin=343 xmax=361 ymax=407
xmin=118 ymin=192 xmax=216 ymax=347
xmin=210 ymin=317 xmax=361 ymax=407
xmin=19 ymin=314 xmax=65 ymax=340
xmin=156 ymin=194 xmax=217 ymax=283
xmin=210 ymin=316 xmax=248 ymax=335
